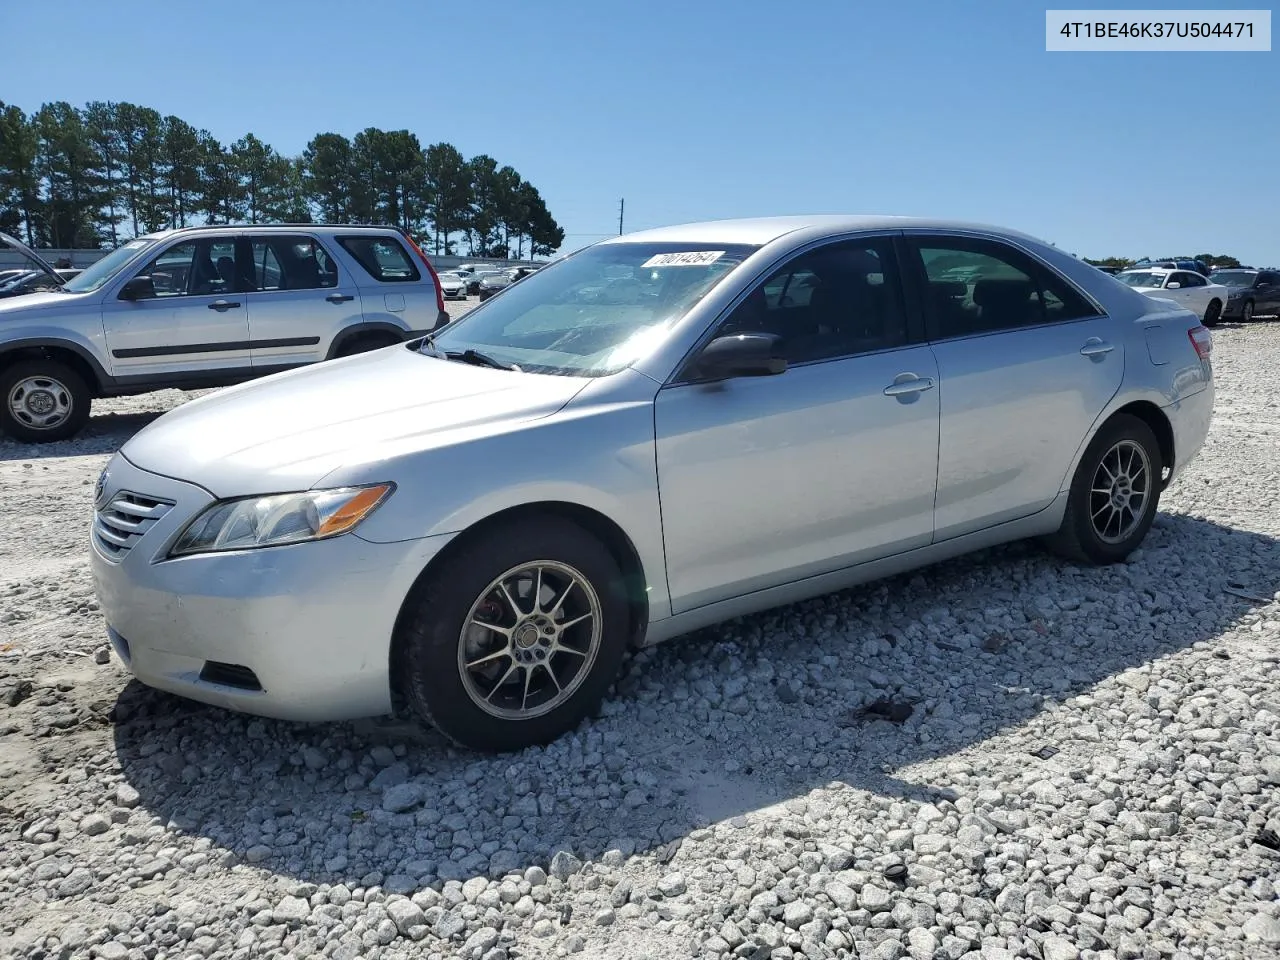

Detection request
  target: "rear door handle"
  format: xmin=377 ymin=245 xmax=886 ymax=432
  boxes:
xmin=207 ymin=300 xmax=241 ymax=311
xmin=1080 ymin=338 xmax=1114 ymax=357
xmin=326 ymin=293 xmax=354 ymax=303
xmin=883 ymin=375 xmax=935 ymax=397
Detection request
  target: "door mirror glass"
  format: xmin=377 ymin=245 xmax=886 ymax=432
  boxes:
xmin=1165 ymin=281 xmax=1181 ymax=289
xmin=695 ymin=333 xmax=787 ymax=380
xmin=119 ymin=275 xmax=156 ymax=300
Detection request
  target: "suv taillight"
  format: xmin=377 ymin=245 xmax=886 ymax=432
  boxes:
xmin=401 ymin=231 xmax=447 ymax=315
xmin=1188 ymin=325 xmax=1213 ymax=360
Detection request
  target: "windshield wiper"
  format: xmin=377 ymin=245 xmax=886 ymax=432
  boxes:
xmin=445 ymin=349 xmax=521 ymax=372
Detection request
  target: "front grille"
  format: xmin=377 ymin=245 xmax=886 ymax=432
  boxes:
xmin=94 ymin=491 xmax=174 ymax=561
xmin=199 ymin=661 xmax=262 ymax=691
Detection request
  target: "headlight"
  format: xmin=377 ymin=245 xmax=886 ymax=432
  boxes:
xmin=169 ymin=483 xmax=394 ymax=557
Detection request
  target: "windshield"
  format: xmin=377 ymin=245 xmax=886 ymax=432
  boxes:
xmin=1117 ymin=271 xmax=1164 ymax=288
xmin=432 ymin=241 xmax=759 ymax=376
xmin=1211 ymin=270 xmax=1256 ymax=287
xmin=62 ymin=239 xmax=156 ymax=293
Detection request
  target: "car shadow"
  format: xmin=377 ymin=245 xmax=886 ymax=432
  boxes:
xmin=111 ymin=512 xmax=1278 ymax=891
xmin=0 ymin=409 xmax=165 ymax=462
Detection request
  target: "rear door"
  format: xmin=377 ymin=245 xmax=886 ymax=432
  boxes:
xmin=243 ymin=233 xmax=359 ymax=372
xmin=101 ymin=235 xmax=252 ymax=382
xmin=335 ymin=233 xmax=439 ymax=336
xmin=1257 ymin=271 xmax=1280 ymax=314
xmin=905 ymin=233 xmax=1123 ymax=540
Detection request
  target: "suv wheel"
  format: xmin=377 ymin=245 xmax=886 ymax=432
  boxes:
xmin=1043 ymin=413 xmax=1163 ymax=565
xmin=395 ymin=516 xmax=630 ymax=752
xmin=0 ymin=359 xmax=92 ymax=443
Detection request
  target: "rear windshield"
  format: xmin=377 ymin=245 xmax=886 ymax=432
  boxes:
xmin=338 ymin=236 xmax=420 ymax=283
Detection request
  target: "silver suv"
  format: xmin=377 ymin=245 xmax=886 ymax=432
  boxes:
xmin=0 ymin=225 xmax=450 ymax=443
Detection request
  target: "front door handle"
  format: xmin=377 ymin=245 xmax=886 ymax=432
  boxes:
xmin=207 ymin=300 xmax=241 ymax=311
xmin=1080 ymin=338 xmax=1114 ymax=358
xmin=883 ymin=375 xmax=935 ymax=397
xmin=326 ymin=293 xmax=354 ymax=303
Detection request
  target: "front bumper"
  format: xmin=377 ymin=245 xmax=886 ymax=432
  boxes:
xmin=89 ymin=454 xmax=452 ymax=722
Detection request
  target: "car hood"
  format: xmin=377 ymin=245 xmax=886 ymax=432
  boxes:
xmin=121 ymin=345 xmax=590 ymax=498
xmin=0 ymin=291 xmax=72 ymax=313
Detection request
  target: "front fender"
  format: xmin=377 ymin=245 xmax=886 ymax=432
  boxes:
xmin=325 ymin=391 xmax=671 ymax=621
xmin=0 ymin=330 xmax=112 ymax=388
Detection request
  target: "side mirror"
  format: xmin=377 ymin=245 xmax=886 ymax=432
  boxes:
xmin=693 ymin=333 xmax=787 ymax=380
xmin=1165 ymin=281 xmax=1181 ymax=289
xmin=119 ymin=275 xmax=156 ymax=301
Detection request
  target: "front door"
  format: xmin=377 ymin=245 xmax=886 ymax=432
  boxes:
xmin=244 ymin=234 xmax=358 ymax=371
xmin=101 ymin=236 xmax=252 ymax=382
xmin=905 ymin=234 xmax=1124 ymax=540
xmin=654 ymin=236 xmax=940 ymax=614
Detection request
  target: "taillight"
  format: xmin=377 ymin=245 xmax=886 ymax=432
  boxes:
xmin=1188 ymin=325 xmax=1213 ymax=360
xmin=402 ymin=231 xmax=446 ymax=315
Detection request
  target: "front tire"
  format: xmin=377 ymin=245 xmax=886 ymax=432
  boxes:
xmin=1204 ymin=299 xmax=1222 ymax=326
xmin=395 ymin=517 xmax=630 ymax=752
xmin=0 ymin=359 xmax=92 ymax=443
xmin=1044 ymin=413 xmax=1163 ymax=565
xmin=1242 ymin=300 xmax=1255 ymax=323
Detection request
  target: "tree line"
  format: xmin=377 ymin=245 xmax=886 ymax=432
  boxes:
xmin=1085 ymin=253 xmax=1243 ymax=269
xmin=0 ymin=100 xmax=564 ymax=259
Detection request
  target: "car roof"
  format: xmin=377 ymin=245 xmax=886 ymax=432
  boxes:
xmin=598 ymin=215 xmax=1050 ymax=247
xmin=137 ymin=223 xmax=408 ymax=241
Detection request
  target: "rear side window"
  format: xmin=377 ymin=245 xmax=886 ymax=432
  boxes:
xmin=908 ymin=236 xmax=1103 ymax=339
xmin=250 ymin=236 xmax=337 ymax=291
xmin=338 ymin=236 xmax=420 ymax=283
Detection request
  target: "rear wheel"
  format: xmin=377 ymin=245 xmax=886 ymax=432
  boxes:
xmin=1203 ymin=299 xmax=1222 ymax=326
xmin=395 ymin=517 xmax=630 ymax=752
xmin=1044 ymin=413 xmax=1163 ymax=565
xmin=0 ymin=359 xmax=92 ymax=443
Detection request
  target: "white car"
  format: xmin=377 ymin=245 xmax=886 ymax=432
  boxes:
xmin=437 ymin=272 xmax=469 ymax=300
xmin=1115 ymin=268 xmax=1228 ymax=325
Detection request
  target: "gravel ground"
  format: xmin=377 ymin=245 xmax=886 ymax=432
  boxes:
xmin=1 ymin=320 xmax=1279 ymax=960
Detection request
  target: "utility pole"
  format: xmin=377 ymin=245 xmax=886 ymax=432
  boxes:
xmin=618 ymin=198 xmax=625 ymax=236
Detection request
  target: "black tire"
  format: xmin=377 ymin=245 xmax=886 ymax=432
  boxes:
xmin=334 ymin=333 xmax=400 ymax=358
xmin=395 ymin=516 xmax=630 ymax=752
xmin=1203 ymin=299 xmax=1222 ymax=326
xmin=1044 ymin=413 xmax=1163 ymax=565
xmin=1242 ymin=300 xmax=1255 ymax=323
xmin=0 ymin=358 xmax=92 ymax=443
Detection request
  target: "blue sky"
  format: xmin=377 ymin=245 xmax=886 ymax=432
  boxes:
xmin=5 ymin=1 xmax=1277 ymax=263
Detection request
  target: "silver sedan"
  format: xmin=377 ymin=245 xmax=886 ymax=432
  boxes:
xmin=89 ymin=216 xmax=1215 ymax=751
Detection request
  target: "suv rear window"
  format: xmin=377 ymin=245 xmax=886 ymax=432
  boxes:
xmin=338 ymin=236 xmax=420 ymax=283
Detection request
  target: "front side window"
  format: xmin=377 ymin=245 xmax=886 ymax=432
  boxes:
xmin=338 ymin=236 xmax=419 ymax=282
xmin=1178 ymin=272 xmax=1206 ymax=288
xmin=912 ymin=237 xmax=1103 ymax=338
xmin=715 ymin=239 xmax=906 ymax=364
xmin=432 ymin=242 xmax=758 ymax=376
xmin=250 ymin=236 xmax=337 ymax=291
xmin=130 ymin=238 xmax=239 ymax=298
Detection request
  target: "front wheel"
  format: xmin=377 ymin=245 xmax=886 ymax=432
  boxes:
xmin=395 ymin=517 xmax=630 ymax=751
xmin=1242 ymin=300 xmax=1255 ymax=323
xmin=0 ymin=359 xmax=92 ymax=443
xmin=1043 ymin=414 xmax=1163 ymax=565
xmin=1203 ymin=299 xmax=1222 ymax=326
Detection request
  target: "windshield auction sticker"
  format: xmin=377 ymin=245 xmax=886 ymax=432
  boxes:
xmin=1046 ymin=9 xmax=1271 ymax=50
xmin=642 ymin=251 xmax=726 ymax=268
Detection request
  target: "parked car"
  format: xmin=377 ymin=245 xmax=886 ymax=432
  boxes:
xmin=1114 ymin=267 xmax=1228 ymax=324
xmin=437 ymin=271 xmax=470 ymax=300
xmin=477 ymin=271 xmax=512 ymax=301
xmin=0 ymin=225 xmax=449 ymax=442
xmin=0 ymin=268 xmax=30 ymax=285
xmin=1209 ymin=268 xmax=1280 ymax=322
xmin=509 ymin=264 xmax=542 ymax=283
xmin=466 ymin=269 xmax=505 ymax=295
xmin=87 ymin=215 xmax=1214 ymax=752
xmin=0 ymin=269 xmax=65 ymax=299
xmin=1130 ymin=258 xmax=1210 ymax=276
xmin=1093 ymin=265 xmax=1123 ymax=275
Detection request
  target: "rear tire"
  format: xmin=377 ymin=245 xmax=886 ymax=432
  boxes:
xmin=395 ymin=517 xmax=630 ymax=752
xmin=0 ymin=359 xmax=92 ymax=443
xmin=1043 ymin=413 xmax=1163 ymax=565
xmin=1203 ymin=299 xmax=1222 ymax=326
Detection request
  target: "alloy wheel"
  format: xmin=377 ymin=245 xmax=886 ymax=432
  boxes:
xmin=1089 ymin=439 xmax=1151 ymax=544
